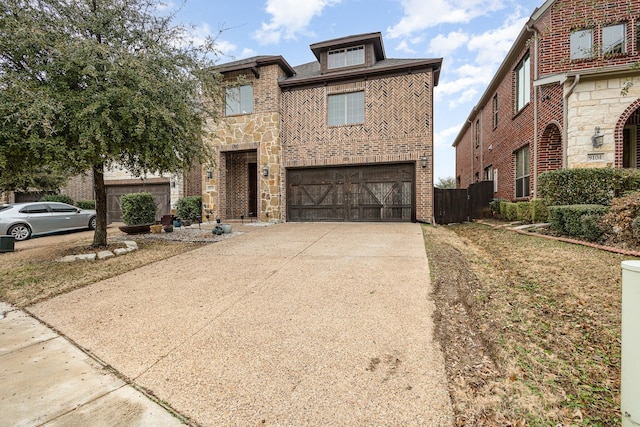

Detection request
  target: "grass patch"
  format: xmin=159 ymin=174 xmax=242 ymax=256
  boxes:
xmin=0 ymin=239 xmax=206 ymax=307
xmin=424 ymin=222 xmax=625 ymax=425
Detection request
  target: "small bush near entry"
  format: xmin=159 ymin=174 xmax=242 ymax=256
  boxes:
xmin=581 ymin=214 xmax=605 ymax=242
xmin=120 ymin=192 xmax=157 ymax=225
xmin=530 ymin=199 xmax=548 ymax=223
xmin=40 ymin=194 xmax=74 ymax=205
xmin=548 ymin=204 xmax=609 ymax=237
xmin=176 ymin=196 xmax=202 ymax=221
xmin=505 ymin=202 xmax=518 ymax=221
xmin=490 ymin=199 xmax=506 ymax=217
xmin=516 ymin=202 xmax=531 ymax=223
xmin=76 ymin=200 xmax=96 ymax=210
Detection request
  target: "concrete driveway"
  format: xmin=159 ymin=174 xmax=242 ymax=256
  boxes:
xmin=29 ymin=222 xmax=453 ymax=425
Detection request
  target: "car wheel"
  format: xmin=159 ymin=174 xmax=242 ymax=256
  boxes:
xmin=89 ymin=216 xmax=96 ymax=230
xmin=8 ymin=224 xmax=31 ymax=241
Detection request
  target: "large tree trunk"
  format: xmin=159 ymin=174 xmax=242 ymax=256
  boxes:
xmin=92 ymin=162 xmax=108 ymax=247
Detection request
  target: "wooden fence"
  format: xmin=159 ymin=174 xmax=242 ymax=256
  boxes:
xmin=434 ymin=180 xmax=494 ymax=224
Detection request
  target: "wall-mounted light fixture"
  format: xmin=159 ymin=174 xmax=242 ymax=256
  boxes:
xmin=420 ymin=155 xmax=428 ymax=168
xmin=262 ymin=165 xmax=269 ymax=177
xmin=592 ymin=126 xmax=604 ymax=147
xmin=206 ymin=169 xmax=213 ymax=179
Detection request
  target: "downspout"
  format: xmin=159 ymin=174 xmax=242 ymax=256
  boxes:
xmin=563 ymin=74 xmax=581 ymax=169
xmin=467 ymin=118 xmax=474 ymax=185
xmin=527 ymin=23 xmax=539 ymax=197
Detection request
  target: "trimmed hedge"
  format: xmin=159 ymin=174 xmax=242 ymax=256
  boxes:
xmin=176 ymin=196 xmax=202 ymax=221
xmin=516 ymin=202 xmax=532 ymax=223
xmin=530 ymin=199 xmax=548 ymax=222
xmin=547 ymin=204 xmax=609 ymax=238
xmin=40 ymin=194 xmax=74 ymax=205
xmin=76 ymin=200 xmax=96 ymax=210
xmin=120 ymin=192 xmax=157 ymax=225
xmin=539 ymin=168 xmax=640 ymax=206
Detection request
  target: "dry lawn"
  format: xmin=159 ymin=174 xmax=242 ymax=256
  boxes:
xmin=0 ymin=238 xmax=206 ymax=307
xmin=424 ymin=222 xmax=626 ymax=426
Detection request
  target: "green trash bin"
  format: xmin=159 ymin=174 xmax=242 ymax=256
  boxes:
xmin=0 ymin=235 xmax=15 ymax=253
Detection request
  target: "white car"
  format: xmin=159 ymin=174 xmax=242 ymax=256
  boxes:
xmin=0 ymin=202 xmax=97 ymax=241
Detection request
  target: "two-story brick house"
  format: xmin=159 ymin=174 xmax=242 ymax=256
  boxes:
xmin=205 ymin=32 xmax=442 ymax=222
xmin=453 ymin=0 xmax=640 ymax=201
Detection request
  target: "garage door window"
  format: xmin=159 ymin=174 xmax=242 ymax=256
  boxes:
xmin=328 ymin=91 xmax=364 ymax=126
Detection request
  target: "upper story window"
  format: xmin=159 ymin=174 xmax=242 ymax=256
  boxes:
xmin=327 ymin=45 xmax=365 ymax=69
xmin=225 ymin=84 xmax=253 ymax=115
xmin=570 ymin=28 xmax=593 ymax=60
xmin=492 ymin=94 xmax=498 ymax=128
xmin=328 ymin=91 xmax=364 ymax=126
xmin=515 ymin=54 xmax=530 ymax=112
xmin=603 ymin=23 xmax=626 ymax=55
xmin=475 ymin=119 xmax=480 ymax=147
xmin=637 ymin=22 xmax=640 ymax=52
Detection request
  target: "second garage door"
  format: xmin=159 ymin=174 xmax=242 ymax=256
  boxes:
xmin=287 ymin=164 xmax=414 ymax=222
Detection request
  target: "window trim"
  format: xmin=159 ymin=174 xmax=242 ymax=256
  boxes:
xmin=327 ymin=91 xmax=365 ymax=126
xmin=492 ymin=94 xmax=498 ymax=129
xmin=327 ymin=45 xmax=365 ymax=69
xmin=515 ymin=54 xmax=530 ymax=113
xmin=515 ymin=146 xmax=530 ymax=199
xmin=570 ymin=28 xmax=593 ymax=60
xmin=602 ymin=22 xmax=626 ymax=56
xmin=225 ymin=84 xmax=253 ymax=116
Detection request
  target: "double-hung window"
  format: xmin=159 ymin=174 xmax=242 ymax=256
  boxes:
xmin=603 ymin=23 xmax=626 ymax=55
xmin=570 ymin=29 xmax=593 ymax=60
xmin=515 ymin=54 xmax=530 ymax=112
xmin=328 ymin=91 xmax=364 ymax=126
xmin=515 ymin=146 xmax=530 ymax=198
xmin=225 ymin=85 xmax=253 ymax=115
xmin=328 ymin=46 xmax=365 ymax=69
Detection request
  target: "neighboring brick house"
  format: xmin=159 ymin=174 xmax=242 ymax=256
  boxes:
xmin=453 ymin=0 xmax=640 ymax=201
xmin=205 ymin=32 xmax=442 ymax=222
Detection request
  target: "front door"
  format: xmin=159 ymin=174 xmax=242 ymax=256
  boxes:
xmin=623 ymin=125 xmax=638 ymax=168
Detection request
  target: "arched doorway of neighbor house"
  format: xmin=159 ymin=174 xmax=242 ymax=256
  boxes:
xmin=616 ymin=99 xmax=640 ymax=169
xmin=538 ymin=123 xmax=563 ymax=175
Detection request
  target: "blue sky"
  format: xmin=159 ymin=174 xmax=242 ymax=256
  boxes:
xmin=168 ymin=0 xmax=543 ymax=182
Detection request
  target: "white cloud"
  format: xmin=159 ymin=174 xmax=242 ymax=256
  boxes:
xmin=387 ymin=0 xmax=505 ymax=39
xmin=395 ymin=40 xmax=416 ymax=54
xmin=428 ymin=31 xmax=469 ymax=57
xmin=240 ymin=48 xmax=258 ymax=58
xmin=434 ymin=124 xmax=464 ymax=148
xmin=253 ymin=0 xmax=341 ymax=45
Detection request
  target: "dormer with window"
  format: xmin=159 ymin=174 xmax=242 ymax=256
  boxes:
xmin=310 ymin=32 xmax=385 ymax=74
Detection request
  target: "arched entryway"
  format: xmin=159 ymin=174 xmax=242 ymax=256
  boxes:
xmin=616 ymin=99 xmax=640 ymax=169
xmin=538 ymin=123 xmax=563 ymax=175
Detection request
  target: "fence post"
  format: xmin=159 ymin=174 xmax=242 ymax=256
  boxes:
xmin=621 ymin=260 xmax=640 ymax=426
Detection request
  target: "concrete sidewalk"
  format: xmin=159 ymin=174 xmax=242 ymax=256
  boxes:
xmin=0 ymin=302 xmax=184 ymax=426
xmin=14 ymin=222 xmax=453 ymax=425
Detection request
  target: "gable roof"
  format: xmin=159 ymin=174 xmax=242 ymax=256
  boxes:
xmin=214 ymin=55 xmax=296 ymax=77
xmin=280 ymin=57 xmax=442 ymax=89
xmin=309 ymin=32 xmax=385 ymax=62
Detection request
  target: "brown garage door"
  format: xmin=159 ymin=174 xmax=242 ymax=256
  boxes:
xmin=287 ymin=164 xmax=414 ymax=222
xmin=106 ymin=183 xmax=170 ymax=223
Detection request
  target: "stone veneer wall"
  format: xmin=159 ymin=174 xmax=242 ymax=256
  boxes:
xmin=204 ymin=63 xmax=285 ymax=221
xmin=566 ymin=76 xmax=640 ymax=169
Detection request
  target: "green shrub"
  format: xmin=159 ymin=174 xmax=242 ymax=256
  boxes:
xmin=505 ymin=202 xmax=518 ymax=221
xmin=40 ymin=194 xmax=74 ymax=205
xmin=176 ymin=196 xmax=202 ymax=221
xmin=547 ymin=204 xmax=609 ymax=237
xmin=516 ymin=202 xmax=532 ymax=223
xmin=120 ymin=192 xmax=157 ymax=225
xmin=500 ymin=200 xmax=509 ymax=218
xmin=530 ymin=199 xmax=548 ymax=223
xmin=539 ymin=168 xmax=640 ymax=206
xmin=76 ymin=200 xmax=96 ymax=210
xmin=490 ymin=198 xmax=506 ymax=217
xmin=581 ymin=214 xmax=605 ymax=242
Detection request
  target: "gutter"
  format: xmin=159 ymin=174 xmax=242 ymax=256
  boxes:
xmin=527 ymin=23 xmax=539 ymax=197
xmin=563 ymin=74 xmax=580 ymax=168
